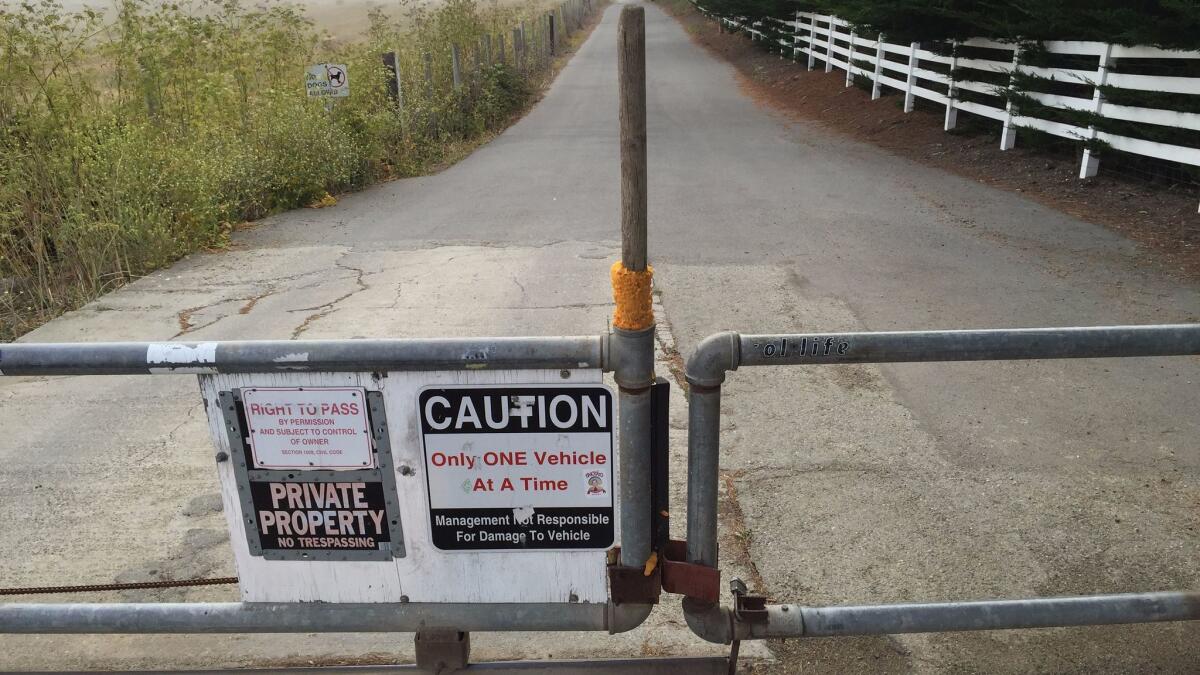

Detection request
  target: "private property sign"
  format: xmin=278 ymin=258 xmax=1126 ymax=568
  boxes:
xmin=218 ymin=386 xmax=405 ymax=562
xmin=419 ymin=385 xmax=615 ymax=551
xmin=249 ymin=479 xmax=393 ymax=553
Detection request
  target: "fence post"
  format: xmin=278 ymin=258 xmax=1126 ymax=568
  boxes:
xmin=845 ymin=31 xmax=856 ymax=86
xmin=520 ymin=21 xmax=528 ymax=68
xmin=944 ymin=40 xmax=959 ymax=130
xmin=1000 ymin=46 xmax=1021 ymax=150
xmin=484 ymin=34 xmax=492 ymax=65
xmin=791 ymin=11 xmax=800 ymax=61
xmin=549 ymin=13 xmax=556 ymax=56
xmin=451 ymin=44 xmax=462 ymax=91
xmin=825 ymin=17 xmax=836 ymax=73
xmin=498 ymin=33 xmax=507 ymax=65
xmin=903 ymin=41 xmax=919 ymax=112
xmin=424 ymin=52 xmax=434 ymax=98
xmin=871 ymin=33 xmax=885 ymax=99
xmin=807 ymin=15 xmax=817 ymax=70
xmin=619 ymin=8 xmax=647 ymax=271
xmin=1080 ymin=43 xmax=1114 ymax=178
xmin=423 ymin=51 xmax=437 ymax=134
xmin=382 ymin=51 xmax=403 ymax=112
xmin=514 ymin=27 xmax=524 ymax=71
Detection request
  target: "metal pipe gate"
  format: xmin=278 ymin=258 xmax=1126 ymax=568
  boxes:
xmin=679 ymin=324 xmax=1200 ymax=644
xmin=0 ymin=334 xmax=655 ymax=637
xmin=2 ymin=4 xmax=1198 ymax=667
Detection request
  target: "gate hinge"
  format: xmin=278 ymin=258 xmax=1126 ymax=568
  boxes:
xmin=660 ymin=540 xmax=721 ymax=603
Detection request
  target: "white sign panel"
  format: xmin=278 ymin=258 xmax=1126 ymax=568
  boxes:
xmin=305 ymin=63 xmax=349 ymax=98
xmin=419 ymin=385 xmax=615 ymax=551
xmin=242 ymin=386 xmax=372 ymax=470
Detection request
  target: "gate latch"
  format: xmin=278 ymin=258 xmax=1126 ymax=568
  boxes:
xmin=730 ymin=578 xmax=768 ymax=624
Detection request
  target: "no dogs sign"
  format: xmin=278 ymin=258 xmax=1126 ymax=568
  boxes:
xmin=419 ymin=385 xmax=615 ymax=551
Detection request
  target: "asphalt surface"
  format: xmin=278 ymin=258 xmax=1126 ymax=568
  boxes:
xmin=3 ymin=0 xmax=1200 ymax=671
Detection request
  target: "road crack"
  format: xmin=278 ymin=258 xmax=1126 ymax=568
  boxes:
xmin=290 ymin=255 xmax=371 ymax=339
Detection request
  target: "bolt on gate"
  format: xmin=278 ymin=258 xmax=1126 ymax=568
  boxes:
xmin=2 ymin=6 xmax=1200 ymax=673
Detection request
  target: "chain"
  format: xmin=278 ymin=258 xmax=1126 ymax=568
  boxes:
xmin=0 ymin=577 xmax=238 ymax=596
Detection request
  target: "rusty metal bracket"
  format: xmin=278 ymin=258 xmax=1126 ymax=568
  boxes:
xmin=607 ymin=550 xmax=662 ymax=605
xmin=415 ymin=629 xmax=470 ymax=672
xmin=660 ymin=540 xmax=721 ymax=603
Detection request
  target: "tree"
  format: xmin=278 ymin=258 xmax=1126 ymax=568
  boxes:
xmin=696 ymin=0 xmax=1200 ymax=47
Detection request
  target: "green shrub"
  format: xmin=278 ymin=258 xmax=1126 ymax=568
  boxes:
xmin=1 ymin=0 xmax=566 ymax=338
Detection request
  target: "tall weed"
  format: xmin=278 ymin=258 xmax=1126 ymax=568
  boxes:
xmin=0 ymin=0 xmax=568 ymax=339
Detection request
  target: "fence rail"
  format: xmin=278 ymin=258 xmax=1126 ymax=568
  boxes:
xmin=698 ymin=5 xmax=1200 ymax=200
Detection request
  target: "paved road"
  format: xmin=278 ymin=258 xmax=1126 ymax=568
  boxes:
xmin=3 ymin=1 xmax=1199 ymax=671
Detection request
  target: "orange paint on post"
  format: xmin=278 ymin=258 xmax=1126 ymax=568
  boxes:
xmin=610 ymin=261 xmax=654 ymax=330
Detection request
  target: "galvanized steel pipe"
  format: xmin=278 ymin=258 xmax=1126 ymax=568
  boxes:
xmin=612 ymin=326 xmax=655 ymax=568
xmin=0 ymin=601 xmax=634 ymax=634
xmin=737 ymin=324 xmax=1200 ymax=367
xmin=684 ymin=331 xmax=740 ymax=568
xmin=0 ymin=336 xmax=606 ymax=376
xmin=684 ymin=592 xmax=1200 ymax=644
xmin=685 ymin=385 xmax=722 ymax=568
xmin=775 ymin=592 xmax=1200 ymax=637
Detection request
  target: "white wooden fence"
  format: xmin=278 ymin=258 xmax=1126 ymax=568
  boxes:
xmin=699 ymin=6 xmax=1200 ymax=202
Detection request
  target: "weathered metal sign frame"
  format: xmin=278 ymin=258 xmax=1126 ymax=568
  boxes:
xmin=198 ymin=368 xmax=614 ymax=605
xmin=219 ymin=389 xmax=406 ymax=562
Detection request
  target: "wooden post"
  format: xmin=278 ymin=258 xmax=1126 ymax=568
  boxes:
xmin=382 ymin=51 xmax=403 ymax=112
xmin=498 ymin=34 xmax=506 ymax=65
xmin=846 ymin=31 xmax=856 ymax=87
xmin=514 ymin=27 xmax=523 ymax=71
xmin=424 ymin=52 xmax=434 ymax=97
xmin=424 ymin=51 xmax=437 ymax=133
xmin=549 ymin=12 xmax=557 ymax=56
xmin=1000 ymin=47 xmax=1021 ymax=149
xmin=903 ymin=41 xmax=919 ymax=112
xmin=871 ymin=33 xmax=884 ymax=100
xmin=484 ymin=34 xmax=493 ymax=65
xmin=791 ymin=11 xmax=800 ymax=61
xmin=944 ymin=40 xmax=959 ymax=130
xmin=451 ymin=44 xmax=462 ymax=91
xmin=807 ymin=15 xmax=817 ymax=70
xmin=618 ymin=6 xmax=647 ymax=271
xmin=1080 ymin=43 xmax=1113 ymax=177
xmin=825 ymin=18 xmax=836 ymax=73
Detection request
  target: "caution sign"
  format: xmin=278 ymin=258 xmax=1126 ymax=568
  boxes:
xmin=242 ymin=387 xmax=372 ymax=470
xmin=250 ymin=479 xmax=392 ymax=553
xmin=419 ymin=385 xmax=615 ymax=551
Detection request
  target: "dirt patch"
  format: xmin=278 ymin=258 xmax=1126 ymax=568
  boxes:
xmin=655 ymin=0 xmax=1200 ymax=279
